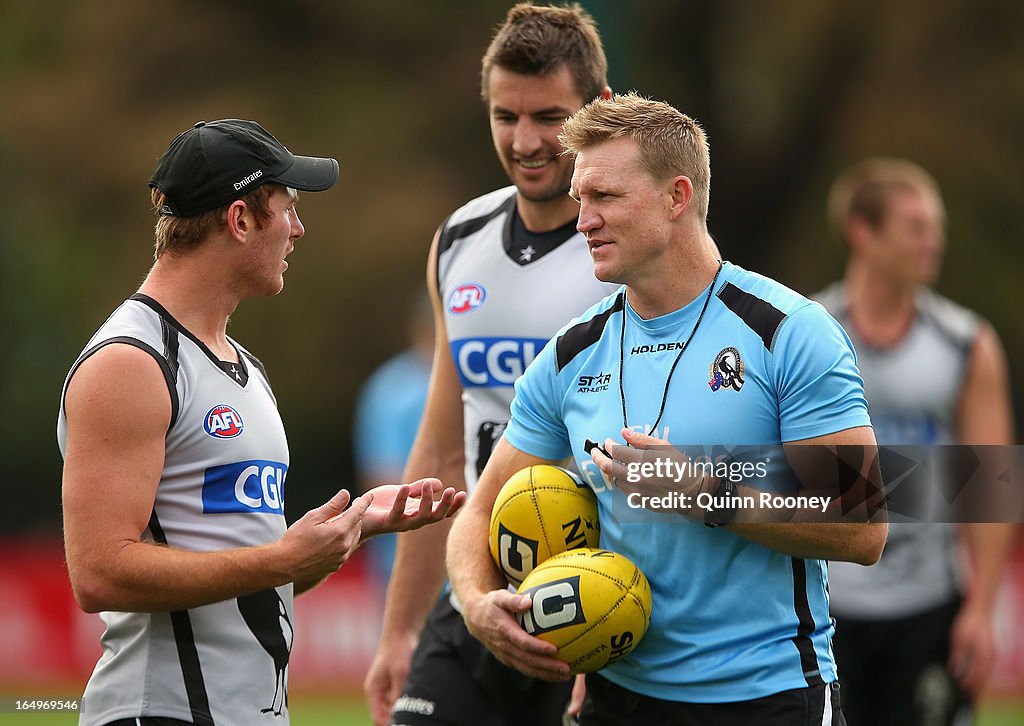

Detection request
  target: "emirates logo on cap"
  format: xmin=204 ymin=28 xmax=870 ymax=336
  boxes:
xmin=149 ymin=119 xmax=339 ymax=217
xmin=233 ymin=169 xmax=264 ymax=191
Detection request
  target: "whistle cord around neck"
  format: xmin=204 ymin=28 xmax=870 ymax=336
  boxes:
xmin=618 ymin=261 xmax=723 ymax=435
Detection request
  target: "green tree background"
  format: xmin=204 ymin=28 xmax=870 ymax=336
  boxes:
xmin=2 ymin=0 xmax=1021 ymax=533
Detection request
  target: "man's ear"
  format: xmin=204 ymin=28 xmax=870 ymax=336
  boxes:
xmin=845 ymin=216 xmax=873 ymax=252
xmin=599 ymin=86 xmax=613 ymax=100
xmin=225 ymin=199 xmax=251 ymax=243
xmin=668 ymin=175 xmax=693 ymax=219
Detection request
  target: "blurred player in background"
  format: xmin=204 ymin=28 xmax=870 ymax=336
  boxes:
xmin=363 ymin=4 xmax=618 ymax=724
xmin=447 ymin=93 xmax=886 ymax=726
xmin=818 ymin=158 xmax=1016 ymax=726
xmin=58 ymin=119 xmax=464 ymax=726
xmin=354 ymin=295 xmax=434 ymax=589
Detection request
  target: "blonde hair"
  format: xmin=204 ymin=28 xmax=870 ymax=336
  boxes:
xmin=560 ymin=92 xmax=711 ymax=221
xmin=150 ymin=183 xmax=278 ymax=259
xmin=481 ymin=3 xmax=608 ymax=105
xmin=828 ymin=158 xmax=942 ymax=243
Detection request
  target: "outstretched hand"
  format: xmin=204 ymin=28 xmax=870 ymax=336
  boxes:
xmin=360 ymin=478 xmax=466 ymax=539
xmin=284 ymin=488 xmax=373 ymax=588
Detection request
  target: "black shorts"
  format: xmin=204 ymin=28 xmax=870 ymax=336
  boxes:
xmin=579 ymin=674 xmax=845 ymax=726
xmin=389 ymin=596 xmax=573 ymax=725
xmin=832 ymin=597 xmax=970 ymax=726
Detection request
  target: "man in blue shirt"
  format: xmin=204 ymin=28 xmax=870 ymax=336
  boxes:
xmin=447 ymin=94 xmax=887 ymax=725
xmin=354 ymin=296 xmax=434 ymax=588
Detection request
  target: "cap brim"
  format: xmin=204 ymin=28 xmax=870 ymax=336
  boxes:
xmin=273 ymin=155 xmax=340 ymax=192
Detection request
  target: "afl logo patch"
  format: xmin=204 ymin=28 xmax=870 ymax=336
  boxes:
xmin=447 ymin=283 xmax=486 ymax=315
xmin=204 ymin=404 xmax=244 ymax=438
xmin=709 ymin=347 xmax=745 ymax=392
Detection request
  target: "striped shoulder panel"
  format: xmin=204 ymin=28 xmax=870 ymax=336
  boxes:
xmin=64 ymin=333 xmax=181 ymax=431
xmin=437 ymin=193 xmax=516 ymax=258
xmin=159 ymin=316 xmax=181 ymax=385
xmin=916 ymin=288 xmax=980 ymax=357
xmin=555 ymin=292 xmax=625 ymax=372
xmin=717 ymin=282 xmax=787 ymax=351
xmin=435 ymin=193 xmax=516 ymax=289
xmin=239 ymin=349 xmax=270 ymax=383
xmin=130 ymin=294 xmax=230 ymax=377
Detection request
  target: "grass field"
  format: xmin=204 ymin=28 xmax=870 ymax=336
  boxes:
xmin=2 ymin=694 xmax=1022 ymax=725
xmin=284 ymin=697 xmax=1023 ymax=726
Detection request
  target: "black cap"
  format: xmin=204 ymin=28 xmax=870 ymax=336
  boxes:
xmin=148 ymin=119 xmax=340 ymax=217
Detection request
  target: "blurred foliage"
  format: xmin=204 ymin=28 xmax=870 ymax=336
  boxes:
xmin=1 ymin=0 xmax=1021 ymax=533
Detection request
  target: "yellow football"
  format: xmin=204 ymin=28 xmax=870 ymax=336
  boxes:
xmin=489 ymin=465 xmax=600 ymax=587
xmin=516 ymin=548 xmax=652 ymax=674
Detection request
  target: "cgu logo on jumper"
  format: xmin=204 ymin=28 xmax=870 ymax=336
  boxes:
xmin=202 ymin=459 xmax=288 ymax=514
xmin=447 ymin=283 xmax=487 ymax=315
xmin=451 ymin=337 xmax=547 ymax=387
xmin=204 ymin=404 xmax=244 ymax=439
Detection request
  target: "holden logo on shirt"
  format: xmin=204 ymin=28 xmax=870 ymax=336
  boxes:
xmin=447 ymin=283 xmax=487 ymax=315
xmin=204 ymin=404 xmax=245 ymax=438
xmin=708 ymin=347 xmax=745 ymax=392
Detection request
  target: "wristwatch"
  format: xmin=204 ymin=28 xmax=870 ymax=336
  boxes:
xmin=704 ymin=476 xmax=738 ymax=528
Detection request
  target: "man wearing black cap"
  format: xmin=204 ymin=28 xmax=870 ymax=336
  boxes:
xmin=57 ymin=119 xmax=465 ymax=726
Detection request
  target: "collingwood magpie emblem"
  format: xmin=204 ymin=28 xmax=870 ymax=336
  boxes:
xmin=709 ymin=347 xmax=744 ymax=391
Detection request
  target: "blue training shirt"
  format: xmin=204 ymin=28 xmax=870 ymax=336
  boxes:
xmin=504 ymin=261 xmax=870 ymax=703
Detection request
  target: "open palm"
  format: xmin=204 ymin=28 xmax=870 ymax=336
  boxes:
xmin=360 ymin=478 xmax=466 ymax=539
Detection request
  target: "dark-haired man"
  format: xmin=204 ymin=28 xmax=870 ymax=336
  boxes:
xmin=364 ymin=4 xmax=618 ymax=724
